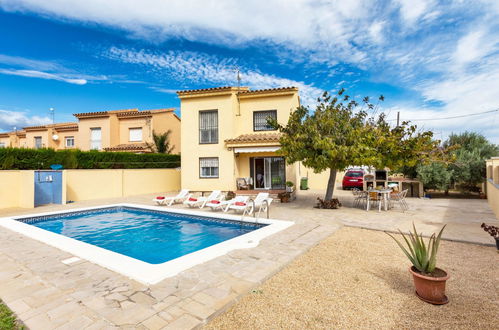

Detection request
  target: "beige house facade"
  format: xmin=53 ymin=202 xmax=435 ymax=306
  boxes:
xmin=486 ymin=157 xmax=499 ymax=219
xmin=0 ymin=108 xmax=181 ymax=154
xmin=179 ymin=86 xmax=305 ymax=192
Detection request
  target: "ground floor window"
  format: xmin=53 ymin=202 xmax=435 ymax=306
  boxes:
xmin=200 ymin=157 xmax=219 ymax=178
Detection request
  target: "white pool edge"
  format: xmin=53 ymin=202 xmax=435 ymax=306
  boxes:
xmin=0 ymin=203 xmax=294 ymax=285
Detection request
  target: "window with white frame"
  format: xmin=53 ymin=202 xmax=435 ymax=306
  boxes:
xmin=65 ymin=136 xmax=75 ymax=148
xmin=34 ymin=136 xmax=42 ymax=149
xmin=0 ymin=142 xmax=5 ymax=148
xmin=90 ymin=128 xmax=102 ymax=150
xmin=200 ymin=157 xmax=219 ymax=178
xmin=129 ymin=127 xmax=142 ymax=142
xmin=199 ymin=110 xmax=218 ymax=144
xmin=253 ymin=110 xmax=277 ymax=131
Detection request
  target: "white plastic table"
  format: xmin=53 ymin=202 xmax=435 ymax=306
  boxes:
xmin=366 ymin=188 xmax=392 ymax=212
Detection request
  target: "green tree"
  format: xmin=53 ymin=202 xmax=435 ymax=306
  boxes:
xmin=444 ymin=132 xmax=498 ymax=191
xmin=270 ymin=90 xmax=437 ymax=200
xmin=416 ymin=162 xmax=452 ymax=191
xmin=148 ymin=130 xmax=174 ymax=154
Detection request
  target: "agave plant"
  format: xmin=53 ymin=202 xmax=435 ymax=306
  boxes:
xmin=386 ymin=224 xmax=446 ymax=274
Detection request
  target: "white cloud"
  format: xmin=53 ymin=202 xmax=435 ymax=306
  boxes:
xmin=105 ymin=47 xmax=323 ymax=105
xmin=0 ymin=68 xmax=87 ymax=85
xmin=0 ymin=109 xmax=52 ymax=131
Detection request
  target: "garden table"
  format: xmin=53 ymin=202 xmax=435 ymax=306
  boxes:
xmin=366 ymin=188 xmax=392 ymax=212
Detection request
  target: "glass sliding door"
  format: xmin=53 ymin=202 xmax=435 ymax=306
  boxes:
xmin=252 ymin=157 xmax=286 ymax=189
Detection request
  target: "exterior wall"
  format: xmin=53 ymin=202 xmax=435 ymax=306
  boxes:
xmin=52 ymin=130 xmax=78 ymax=150
xmin=0 ymin=136 xmax=10 ymax=147
xmin=118 ymin=117 xmax=151 ymax=145
xmin=298 ymin=165 xmax=345 ymax=191
xmin=66 ymin=169 xmax=181 ymax=202
xmin=25 ymin=130 xmax=50 ymax=149
xmin=181 ymin=94 xmax=238 ymax=191
xmin=486 ymin=158 xmax=499 ymax=219
xmin=77 ymin=117 xmax=111 ymax=150
xmin=152 ymin=112 xmax=181 ymax=154
xmin=0 ymin=170 xmax=34 ymax=209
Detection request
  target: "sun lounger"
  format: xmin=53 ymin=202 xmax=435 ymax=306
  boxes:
xmin=206 ymin=195 xmax=249 ymax=212
xmin=153 ymin=189 xmax=190 ymax=206
xmin=183 ymin=190 xmax=222 ymax=209
xmin=227 ymin=192 xmax=272 ymax=215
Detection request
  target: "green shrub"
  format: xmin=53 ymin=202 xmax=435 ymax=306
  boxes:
xmin=0 ymin=148 xmax=180 ymax=170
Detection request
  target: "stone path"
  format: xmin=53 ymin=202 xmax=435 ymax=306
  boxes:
xmin=0 ymin=196 xmax=340 ymax=329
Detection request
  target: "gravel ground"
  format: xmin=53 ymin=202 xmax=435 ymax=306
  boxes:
xmin=206 ymin=227 xmax=499 ymax=329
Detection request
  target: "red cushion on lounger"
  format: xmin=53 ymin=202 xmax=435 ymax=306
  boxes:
xmin=234 ymin=202 xmax=246 ymax=206
xmin=210 ymin=200 xmax=220 ymax=204
xmin=188 ymin=197 xmax=197 ymax=201
xmin=156 ymin=196 xmax=165 ymax=200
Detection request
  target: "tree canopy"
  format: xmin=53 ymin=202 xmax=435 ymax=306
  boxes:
xmin=148 ymin=130 xmax=174 ymax=154
xmin=270 ymin=90 xmax=437 ymax=200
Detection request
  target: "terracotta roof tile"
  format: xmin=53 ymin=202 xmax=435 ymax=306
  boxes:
xmin=177 ymin=86 xmax=249 ymax=95
xmin=103 ymin=143 xmax=151 ymax=152
xmin=239 ymin=87 xmax=298 ymax=95
xmin=225 ymin=133 xmax=282 ymax=144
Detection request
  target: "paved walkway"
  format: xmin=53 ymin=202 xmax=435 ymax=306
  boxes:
xmin=0 ymin=190 xmax=496 ymax=329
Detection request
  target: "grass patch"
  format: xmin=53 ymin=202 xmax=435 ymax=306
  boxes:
xmin=0 ymin=300 xmax=23 ymax=330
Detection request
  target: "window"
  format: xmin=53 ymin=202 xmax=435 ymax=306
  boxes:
xmin=65 ymin=136 xmax=75 ymax=148
xmin=200 ymin=157 xmax=219 ymax=178
xmin=0 ymin=143 xmax=5 ymax=148
xmin=90 ymin=128 xmax=102 ymax=150
xmin=253 ymin=110 xmax=277 ymax=131
xmin=129 ymin=128 xmax=142 ymax=142
xmin=199 ymin=110 xmax=218 ymax=144
xmin=34 ymin=136 xmax=42 ymax=149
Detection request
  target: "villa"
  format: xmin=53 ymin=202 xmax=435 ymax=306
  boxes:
xmin=178 ymin=86 xmax=327 ymax=192
xmin=0 ymin=108 xmax=181 ymax=154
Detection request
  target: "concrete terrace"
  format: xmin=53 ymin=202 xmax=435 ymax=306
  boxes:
xmin=0 ymin=190 xmax=497 ymax=329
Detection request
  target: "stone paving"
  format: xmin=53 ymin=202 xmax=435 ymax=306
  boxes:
xmin=0 ymin=193 xmax=340 ymax=329
xmin=0 ymin=189 xmax=497 ymax=329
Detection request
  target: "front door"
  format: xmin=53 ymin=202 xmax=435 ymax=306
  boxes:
xmin=252 ymin=157 xmax=285 ymax=189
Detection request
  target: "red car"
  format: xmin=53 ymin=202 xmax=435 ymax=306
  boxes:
xmin=342 ymin=170 xmax=365 ymax=190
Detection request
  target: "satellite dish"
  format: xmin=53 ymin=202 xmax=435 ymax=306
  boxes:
xmin=52 ymin=134 xmax=59 ymax=141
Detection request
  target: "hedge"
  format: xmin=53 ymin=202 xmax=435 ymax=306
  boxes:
xmin=0 ymin=148 xmax=180 ymax=170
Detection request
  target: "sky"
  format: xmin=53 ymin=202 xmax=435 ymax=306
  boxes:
xmin=0 ymin=0 xmax=498 ymax=143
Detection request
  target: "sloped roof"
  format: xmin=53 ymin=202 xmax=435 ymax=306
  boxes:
xmin=103 ymin=143 xmax=151 ymax=152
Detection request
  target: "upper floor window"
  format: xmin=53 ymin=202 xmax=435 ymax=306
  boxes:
xmin=129 ymin=128 xmax=142 ymax=142
xmin=65 ymin=136 xmax=75 ymax=148
xmin=90 ymin=128 xmax=102 ymax=150
xmin=199 ymin=110 xmax=218 ymax=144
xmin=253 ymin=110 xmax=277 ymax=131
xmin=34 ymin=136 xmax=42 ymax=149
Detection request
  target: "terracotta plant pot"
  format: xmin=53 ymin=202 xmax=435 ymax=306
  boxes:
xmin=409 ymin=266 xmax=450 ymax=305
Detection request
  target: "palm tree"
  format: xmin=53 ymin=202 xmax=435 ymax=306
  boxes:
xmin=148 ymin=130 xmax=174 ymax=153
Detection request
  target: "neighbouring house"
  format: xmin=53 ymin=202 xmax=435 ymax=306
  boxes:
xmin=486 ymin=157 xmax=499 ymax=219
xmin=178 ymin=86 xmax=314 ymax=192
xmin=0 ymin=108 xmax=181 ymax=154
xmin=74 ymin=108 xmax=181 ymax=153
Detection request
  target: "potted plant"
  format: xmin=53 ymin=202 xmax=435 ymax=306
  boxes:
xmin=278 ymin=191 xmax=291 ymax=203
xmin=386 ymin=224 xmax=449 ymax=305
xmin=481 ymin=223 xmax=499 ymax=250
xmin=285 ymin=181 xmax=294 ymax=192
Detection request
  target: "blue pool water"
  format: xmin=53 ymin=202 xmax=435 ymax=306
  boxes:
xmin=19 ymin=207 xmax=264 ymax=264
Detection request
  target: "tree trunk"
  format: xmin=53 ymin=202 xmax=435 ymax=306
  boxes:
xmin=325 ymin=168 xmax=337 ymax=201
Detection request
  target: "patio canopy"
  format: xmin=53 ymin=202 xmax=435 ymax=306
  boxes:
xmin=233 ymin=146 xmax=280 ymax=153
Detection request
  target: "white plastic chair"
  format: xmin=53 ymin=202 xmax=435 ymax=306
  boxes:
xmin=183 ymin=190 xmax=222 ymax=209
xmin=390 ymin=189 xmax=409 ymax=212
xmin=153 ymin=189 xmax=190 ymax=206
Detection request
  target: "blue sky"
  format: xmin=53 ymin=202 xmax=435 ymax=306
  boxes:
xmin=1 ymin=0 xmax=498 ymax=142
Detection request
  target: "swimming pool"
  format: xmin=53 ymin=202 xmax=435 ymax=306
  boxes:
xmin=0 ymin=204 xmax=293 ymax=284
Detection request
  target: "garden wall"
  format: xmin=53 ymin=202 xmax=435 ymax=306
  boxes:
xmin=0 ymin=168 xmax=180 ymax=209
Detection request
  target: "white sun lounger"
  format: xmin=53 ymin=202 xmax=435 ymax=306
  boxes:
xmin=183 ymin=190 xmax=222 ymax=209
xmin=153 ymin=189 xmax=190 ymax=206
xmin=227 ymin=192 xmax=273 ymax=215
xmin=206 ymin=195 xmax=249 ymax=212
